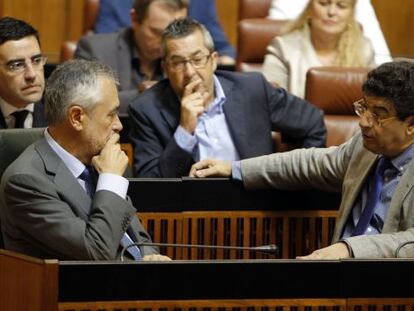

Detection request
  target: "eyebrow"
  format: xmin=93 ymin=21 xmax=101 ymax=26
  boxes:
xmin=5 ymin=53 xmax=42 ymax=65
xmin=168 ymin=50 xmax=206 ymax=59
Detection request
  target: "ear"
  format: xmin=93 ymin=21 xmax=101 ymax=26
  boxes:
xmin=68 ymin=105 xmax=86 ymax=131
xmin=406 ymin=116 xmax=414 ymax=135
xmin=210 ymin=51 xmax=219 ymax=72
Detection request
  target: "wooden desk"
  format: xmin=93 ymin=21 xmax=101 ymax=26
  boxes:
xmin=129 ymin=178 xmax=341 ymax=259
xmin=2 ymin=249 xmax=414 ymax=311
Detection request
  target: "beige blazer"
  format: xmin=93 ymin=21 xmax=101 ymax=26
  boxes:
xmin=240 ymin=133 xmax=414 ymax=258
xmin=262 ymin=24 xmax=376 ymax=98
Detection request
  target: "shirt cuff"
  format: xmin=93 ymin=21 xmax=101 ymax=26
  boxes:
xmin=339 ymin=239 xmax=354 ymax=258
xmin=96 ymin=173 xmax=129 ymax=199
xmin=174 ymin=125 xmax=197 ymax=153
xmin=231 ymin=161 xmax=242 ymax=180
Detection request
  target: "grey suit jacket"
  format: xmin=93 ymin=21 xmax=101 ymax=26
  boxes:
xmin=0 ymin=135 xmax=157 ymax=260
xmin=241 ymin=133 xmax=414 ymax=258
xmin=74 ymin=28 xmax=162 ymax=115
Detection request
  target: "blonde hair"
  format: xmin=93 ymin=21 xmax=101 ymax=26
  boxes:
xmin=283 ymin=0 xmax=366 ymax=66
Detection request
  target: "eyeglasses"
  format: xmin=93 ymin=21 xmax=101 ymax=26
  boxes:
xmin=166 ymin=54 xmax=211 ymax=71
xmin=4 ymin=55 xmax=47 ymax=74
xmin=353 ymin=99 xmax=398 ymax=127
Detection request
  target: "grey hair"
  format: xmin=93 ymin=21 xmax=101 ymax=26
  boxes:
xmin=161 ymin=17 xmax=215 ymax=57
xmin=44 ymin=59 xmax=118 ymax=125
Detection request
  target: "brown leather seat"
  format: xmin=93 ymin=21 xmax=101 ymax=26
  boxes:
xmin=305 ymin=67 xmax=371 ymax=147
xmin=59 ymin=0 xmax=100 ymax=63
xmin=83 ymin=0 xmax=100 ymax=34
xmin=238 ymin=0 xmax=272 ymax=20
xmin=236 ymin=18 xmax=288 ymax=72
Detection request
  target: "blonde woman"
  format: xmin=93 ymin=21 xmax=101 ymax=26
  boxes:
xmin=262 ymin=0 xmax=376 ymax=98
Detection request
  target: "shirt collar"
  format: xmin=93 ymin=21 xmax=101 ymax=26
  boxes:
xmin=205 ymin=75 xmax=226 ymax=115
xmin=0 ymin=96 xmax=34 ymax=118
xmin=44 ymin=128 xmax=86 ymax=178
xmin=388 ymin=142 xmax=414 ymax=173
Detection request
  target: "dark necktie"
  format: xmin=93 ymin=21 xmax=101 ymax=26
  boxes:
xmin=11 ymin=110 xmax=29 ymax=128
xmin=79 ymin=166 xmax=141 ymax=260
xmin=352 ymin=157 xmax=390 ymax=236
xmin=78 ymin=165 xmax=97 ymax=198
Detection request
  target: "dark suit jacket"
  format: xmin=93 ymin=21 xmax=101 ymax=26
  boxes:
xmin=128 ymin=70 xmax=327 ymax=177
xmin=94 ymin=0 xmax=235 ymax=58
xmin=74 ymin=28 xmax=164 ymax=115
xmin=0 ymin=101 xmax=47 ymax=129
xmin=0 ymin=135 xmax=157 ymax=260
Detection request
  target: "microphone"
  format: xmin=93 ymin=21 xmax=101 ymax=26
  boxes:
xmin=394 ymin=240 xmax=414 ymax=258
xmin=120 ymin=242 xmax=279 ymax=262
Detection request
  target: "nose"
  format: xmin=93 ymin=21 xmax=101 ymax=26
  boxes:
xmin=24 ymin=63 xmax=36 ymax=80
xmin=113 ymin=115 xmax=123 ymax=133
xmin=327 ymin=3 xmax=337 ymax=16
xmin=358 ymin=113 xmax=373 ymax=128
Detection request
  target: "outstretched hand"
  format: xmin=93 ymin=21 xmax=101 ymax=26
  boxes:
xmin=296 ymin=242 xmax=351 ymax=260
xmin=189 ymin=158 xmax=232 ymax=178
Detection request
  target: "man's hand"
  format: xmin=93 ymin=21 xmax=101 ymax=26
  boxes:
xmin=189 ymin=158 xmax=232 ymax=178
xmin=92 ymin=133 xmax=128 ymax=176
xmin=142 ymin=254 xmax=172 ymax=261
xmin=180 ymin=76 xmax=209 ymax=134
xmin=296 ymin=242 xmax=351 ymax=260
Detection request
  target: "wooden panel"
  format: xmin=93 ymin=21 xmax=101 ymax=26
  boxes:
xmin=0 ymin=250 xmax=58 ymax=311
xmin=0 ymin=0 xmax=84 ymax=63
xmin=216 ymin=0 xmax=239 ymax=49
xmin=139 ymin=210 xmax=338 ymax=260
xmin=59 ymin=298 xmax=347 ymax=311
xmin=371 ymin=0 xmax=414 ymax=58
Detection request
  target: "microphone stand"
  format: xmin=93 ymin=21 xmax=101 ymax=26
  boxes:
xmin=121 ymin=242 xmax=279 ymax=262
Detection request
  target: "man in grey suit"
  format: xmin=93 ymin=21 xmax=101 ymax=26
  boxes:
xmin=0 ymin=59 xmax=169 ymax=261
xmin=0 ymin=17 xmax=47 ymax=129
xmin=190 ymin=61 xmax=414 ymax=259
xmin=75 ymin=0 xmax=188 ymax=115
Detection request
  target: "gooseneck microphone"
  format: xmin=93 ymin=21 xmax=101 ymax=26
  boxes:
xmin=120 ymin=242 xmax=279 ymax=262
xmin=394 ymin=240 xmax=414 ymax=258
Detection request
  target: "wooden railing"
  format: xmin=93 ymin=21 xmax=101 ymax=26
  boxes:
xmin=139 ymin=209 xmax=338 ymax=259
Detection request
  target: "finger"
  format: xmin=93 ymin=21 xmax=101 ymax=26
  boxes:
xmin=182 ymin=77 xmax=202 ymax=97
xmin=107 ymin=133 xmax=120 ymax=145
xmin=191 ymin=159 xmax=214 ymax=171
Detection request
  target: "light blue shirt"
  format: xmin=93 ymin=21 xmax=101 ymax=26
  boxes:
xmin=44 ymin=129 xmax=128 ymax=199
xmin=174 ymin=75 xmax=240 ymax=162
xmin=343 ymin=143 xmax=414 ymax=238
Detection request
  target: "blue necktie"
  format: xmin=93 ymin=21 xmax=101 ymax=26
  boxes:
xmin=120 ymin=231 xmax=142 ymax=260
xmin=352 ymin=157 xmax=390 ymax=236
xmin=79 ymin=165 xmax=97 ymax=198
xmin=79 ymin=166 xmax=142 ymax=260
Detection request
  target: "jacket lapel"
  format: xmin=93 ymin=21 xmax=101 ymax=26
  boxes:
xmin=117 ymin=29 xmax=134 ymax=89
xmin=35 ymin=138 xmax=91 ymax=218
xmin=333 ymin=150 xmax=377 ymax=241
xmin=159 ymin=85 xmax=181 ymax=131
xmin=383 ymin=158 xmax=414 ymax=232
xmin=220 ymin=76 xmax=248 ymax=158
xmin=0 ymin=110 xmax=6 ymax=129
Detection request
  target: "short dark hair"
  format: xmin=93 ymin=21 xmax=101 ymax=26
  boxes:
xmin=161 ymin=17 xmax=214 ymax=56
xmin=363 ymin=61 xmax=414 ymax=120
xmin=0 ymin=17 xmax=39 ymax=45
xmin=133 ymin=0 xmax=189 ymax=23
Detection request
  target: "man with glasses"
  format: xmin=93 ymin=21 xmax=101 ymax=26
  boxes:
xmin=75 ymin=0 xmax=188 ymax=115
xmin=128 ymin=17 xmax=327 ymax=177
xmin=0 ymin=17 xmax=47 ymax=129
xmin=190 ymin=61 xmax=414 ymax=259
